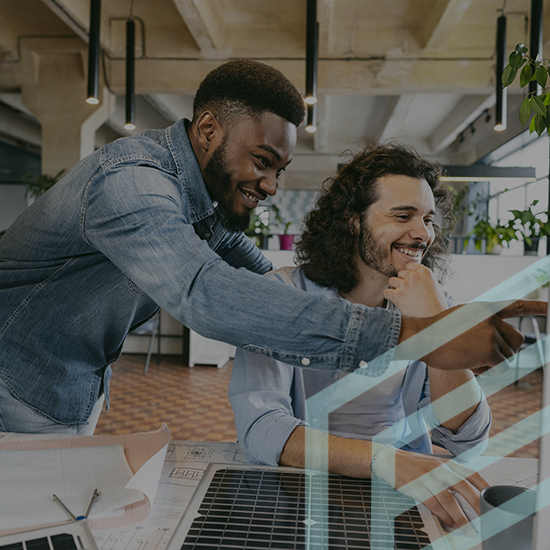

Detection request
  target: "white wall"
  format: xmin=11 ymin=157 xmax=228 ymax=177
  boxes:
xmin=0 ymin=185 xmax=26 ymax=231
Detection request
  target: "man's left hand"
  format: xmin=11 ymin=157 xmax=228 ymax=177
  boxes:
xmin=383 ymin=263 xmax=448 ymax=317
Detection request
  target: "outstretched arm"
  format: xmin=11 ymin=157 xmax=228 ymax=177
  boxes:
xmin=397 ymin=299 xmax=547 ymax=371
xmin=280 ymin=425 xmax=487 ymax=533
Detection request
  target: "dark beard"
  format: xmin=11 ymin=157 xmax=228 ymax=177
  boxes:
xmin=358 ymin=221 xmax=399 ymax=278
xmin=203 ymin=140 xmax=251 ymax=233
xmin=358 ymin=217 xmax=428 ymax=278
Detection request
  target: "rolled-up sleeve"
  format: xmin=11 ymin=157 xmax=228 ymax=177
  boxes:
xmin=413 ymin=370 xmax=492 ymax=460
xmin=228 ymin=347 xmax=306 ymax=466
xmin=423 ymin=391 xmax=492 ymax=460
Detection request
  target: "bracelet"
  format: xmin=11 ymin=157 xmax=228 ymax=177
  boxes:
xmin=370 ymin=443 xmax=394 ymax=479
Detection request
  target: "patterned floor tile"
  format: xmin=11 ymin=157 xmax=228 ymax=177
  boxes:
xmin=96 ymin=354 xmax=544 ymax=459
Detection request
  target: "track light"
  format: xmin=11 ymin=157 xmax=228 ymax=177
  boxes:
xmin=124 ymin=18 xmax=136 ymax=131
xmin=469 ymin=123 xmax=476 ymax=136
xmin=484 ymin=109 xmax=491 ymax=123
xmin=305 ymin=0 xmax=318 ymax=107
xmin=458 ymin=132 xmax=465 ymax=144
xmin=494 ymin=13 xmax=507 ymax=131
xmin=86 ymin=0 xmax=101 ymax=104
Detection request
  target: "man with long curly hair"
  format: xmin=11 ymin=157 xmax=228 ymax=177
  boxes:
xmin=229 ymin=143 xmax=492 ymax=535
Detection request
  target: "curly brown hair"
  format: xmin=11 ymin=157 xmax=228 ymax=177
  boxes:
xmin=294 ymin=143 xmax=455 ymax=294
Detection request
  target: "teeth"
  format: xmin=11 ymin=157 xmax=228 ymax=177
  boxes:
xmin=242 ymin=190 xmax=258 ymax=203
xmin=396 ymin=247 xmax=422 ymax=258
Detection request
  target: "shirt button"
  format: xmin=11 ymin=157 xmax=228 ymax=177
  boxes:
xmin=205 ymin=233 xmax=211 ymax=238
xmin=301 ymin=357 xmax=311 ymax=366
xmin=359 ymin=360 xmax=368 ymax=369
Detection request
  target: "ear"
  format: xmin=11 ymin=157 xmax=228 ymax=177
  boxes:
xmin=194 ymin=111 xmax=223 ymax=153
xmin=351 ymin=213 xmax=361 ymax=235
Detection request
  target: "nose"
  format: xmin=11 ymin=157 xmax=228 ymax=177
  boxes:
xmin=258 ymin=173 xmax=278 ymax=197
xmin=409 ymin=219 xmax=432 ymax=242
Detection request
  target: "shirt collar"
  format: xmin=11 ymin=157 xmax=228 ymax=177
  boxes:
xmin=165 ymin=118 xmax=217 ymax=224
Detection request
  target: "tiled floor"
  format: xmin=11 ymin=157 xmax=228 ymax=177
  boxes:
xmin=96 ymin=354 xmax=543 ymax=458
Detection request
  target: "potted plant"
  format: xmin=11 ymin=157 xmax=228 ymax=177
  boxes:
xmin=464 ymin=218 xmax=518 ymax=254
xmin=21 ymin=169 xmax=65 ymax=200
xmin=245 ymin=208 xmax=270 ymax=249
xmin=509 ymin=200 xmax=550 ymax=255
xmin=270 ymin=204 xmax=295 ymax=250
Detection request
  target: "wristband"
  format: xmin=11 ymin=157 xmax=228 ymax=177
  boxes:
xmin=370 ymin=443 xmax=394 ymax=480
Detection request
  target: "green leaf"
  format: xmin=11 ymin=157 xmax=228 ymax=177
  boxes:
xmin=536 ymin=65 xmax=548 ymax=88
xmin=520 ymin=64 xmax=533 ymax=87
xmin=543 ymin=92 xmax=550 ymax=105
xmin=520 ymin=96 xmax=532 ymax=125
xmin=502 ymin=65 xmax=517 ymax=87
xmin=529 ymin=115 xmax=537 ymax=133
xmin=516 ymin=43 xmax=529 ymax=55
xmin=532 ymin=95 xmax=546 ymax=117
xmin=509 ymin=51 xmax=523 ymax=70
xmin=534 ymin=114 xmax=545 ymax=136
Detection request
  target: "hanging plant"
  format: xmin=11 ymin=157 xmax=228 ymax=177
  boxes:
xmin=502 ymin=43 xmax=550 ymax=136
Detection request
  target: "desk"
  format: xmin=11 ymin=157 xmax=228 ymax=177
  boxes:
xmin=90 ymin=443 xmax=538 ymax=550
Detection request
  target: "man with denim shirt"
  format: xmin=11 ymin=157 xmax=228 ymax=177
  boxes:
xmin=0 ymin=59 xmax=543 ymax=434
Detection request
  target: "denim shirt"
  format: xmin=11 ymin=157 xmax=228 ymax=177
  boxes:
xmin=0 ymin=119 xmax=400 ymax=425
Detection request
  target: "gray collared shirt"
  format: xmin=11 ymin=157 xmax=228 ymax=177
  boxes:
xmin=229 ymin=266 xmax=491 ymax=466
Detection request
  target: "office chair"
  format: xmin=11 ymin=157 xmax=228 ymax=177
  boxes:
xmin=130 ymin=311 xmax=161 ymax=375
xmin=515 ymin=314 xmax=546 ymax=385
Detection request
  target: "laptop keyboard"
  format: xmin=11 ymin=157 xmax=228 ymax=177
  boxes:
xmin=178 ymin=468 xmax=431 ymax=549
xmin=513 ymin=471 xmax=538 ymax=488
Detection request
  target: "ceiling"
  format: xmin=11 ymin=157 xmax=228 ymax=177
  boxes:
xmin=0 ymin=0 xmax=548 ymax=189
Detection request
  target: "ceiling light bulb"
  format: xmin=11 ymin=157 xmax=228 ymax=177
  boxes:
xmin=304 ymin=96 xmax=317 ymax=105
xmin=305 ymin=124 xmax=317 ymax=133
xmin=494 ymin=123 xmax=506 ymax=132
xmin=124 ymin=122 xmax=136 ymax=130
xmin=86 ymin=97 xmax=99 ymax=105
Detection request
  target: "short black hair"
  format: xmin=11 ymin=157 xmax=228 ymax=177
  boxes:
xmin=294 ymin=142 xmax=455 ymax=293
xmin=192 ymin=59 xmax=306 ymax=127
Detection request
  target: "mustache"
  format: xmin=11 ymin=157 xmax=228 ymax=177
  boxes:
xmin=393 ymin=242 xmax=428 ymax=250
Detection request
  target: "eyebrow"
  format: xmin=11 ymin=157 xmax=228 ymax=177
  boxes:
xmin=258 ymin=144 xmax=292 ymax=165
xmin=389 ymin=205 xmax=436 ymax=215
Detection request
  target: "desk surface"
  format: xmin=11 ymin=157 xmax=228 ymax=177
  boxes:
xmin=90 ymin=441 xmax=538 ymax=550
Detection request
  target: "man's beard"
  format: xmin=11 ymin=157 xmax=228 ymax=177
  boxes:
xmin=203 ymin=141 xmax=251 ymax=233
xmin=358 ymin=217 xmax=427 ymax=278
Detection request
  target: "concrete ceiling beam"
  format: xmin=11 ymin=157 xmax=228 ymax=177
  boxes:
xmin=0 ymin=101 xmax=41 ymax=147
xmin=145 ymin=94 xmax=194 ymax=123
xmin=380 ymin=95 xmax=415 ymax=140
xmin=171 ymin=0 xmax=223 ymax=54
xmin=40 ymin=0 xmax=89 ymax=43
xmin=419 ymin=0 xmax=475 ymax=52
xmin=103 ymin=58 xmax=495 ymax=95
xmin=428 ymin=94 xmax=495 ymax=153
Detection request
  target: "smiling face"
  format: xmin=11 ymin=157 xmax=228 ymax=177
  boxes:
xmin=203 ymin=111 xmax=296 ymax=232
xmin=358 ymin=174 xmax=436 ymax=278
